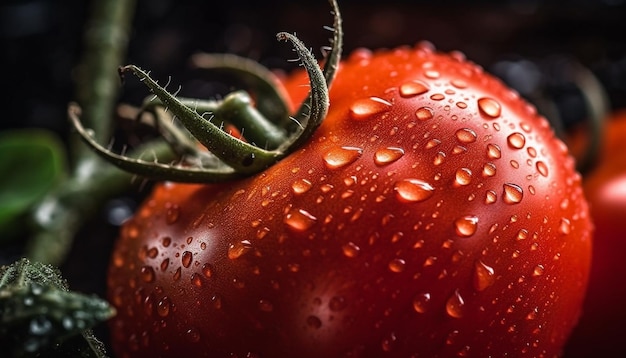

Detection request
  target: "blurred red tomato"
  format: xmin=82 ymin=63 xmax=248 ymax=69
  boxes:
xmin=564 ymin=109 xmax=626 ymax=357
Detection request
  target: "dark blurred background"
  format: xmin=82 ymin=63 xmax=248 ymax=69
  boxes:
xmin=1 ymin=0 xmax=625 ymax=355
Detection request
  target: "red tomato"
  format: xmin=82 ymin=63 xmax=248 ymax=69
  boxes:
xmin=563 ymin=110 xmax=626 ymax=357
xmin=107 ymin=44 xmax=592 ymax=357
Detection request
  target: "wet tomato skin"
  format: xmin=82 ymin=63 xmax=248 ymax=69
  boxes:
xmin=108 ymin=44 xmax=592 ymax=357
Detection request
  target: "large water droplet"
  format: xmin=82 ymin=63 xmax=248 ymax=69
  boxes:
xmin=412 ymin=293 xmax=431 ymax=313
xmin=502 ymin=183 xmax=523 ymax=204
xmin=228 ymin=240 xmax=253 ymax=259
xmin=482 ymin=162 xmax=496 ymax=177
xmin=485 ymin=190 xmax=497 ymax=204
xmin=536 ymin=161 xmax=549 ymax=177
xmin=455 ymin=215 xmax=479 ymax=237
xmin=415 ymin=106 xmax=434 ymax=120
xmin=323 ymin=146 xmax=363 ymax=169
xmin=446 ymin=290 xmax=465 ymax=318
xmin=455 ymin=128 xmax=477 ymax=143
xmin=507 ymin=132 xmax=526 ymax=149
xmin=486 ymin=143 xmax=502 ymax=159
xmin=430 ymin=93 xmax=445 ymax=101
xmin=399 ymin=80 xmax=430 ymax=97
xmin=342 ymin=242 xmax=361 ymax=258
xmin=477 ymin=98 xmax=501 ymax=118
xmin=291 ymin=179 xmax=312 ymax=194
xmin=140 ymin=266 xmax=155 ymax=283
xmin=181 ymin=251 xmax=193 ymax=268
xmin=473 ymin=260 xmax=495 ymax=291
xmin=559 ymin=218 xmax=571 ymax=235
xmin=349 ymin=97 xmax=392 ymax=120
xmin=394 ymin=179 xmax=435 ymax=203
xmin=388 ymin=258 xmax=406 ymax=273
xmin=374 ymin=147 xmax=405 ymax=166
xmin=454 ymin=168 xmax=473 ymax=186
xmin=284 ymin=208 xmax=317 ymax=231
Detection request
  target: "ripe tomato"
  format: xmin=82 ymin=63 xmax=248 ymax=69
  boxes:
xmin=563 ymin=110 xmax=626 ymax=357
xmin=107 ymin=43 xmax=592 ymax=357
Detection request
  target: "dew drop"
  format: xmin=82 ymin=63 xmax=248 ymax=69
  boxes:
xmin=532 ymin=265 xmax=545 ymax=277
xmin=157 ymin=296 xmax=171 ymax=317
xmin=186 ymin=327 xmax=201 ymax=343
xmin=456 ymin=101 xmax=468 ymax=109
xmin=374 ymin=147 xmax=405 ymax=166
xmin=482 ymin=162 xmax=496 ymax=177
xmin=455 ymin=128 xmax=477 ymax=143
xmin=486 ymin=143 xmax=502 ymax=159
xmin=399 ymin=80 xmax=430 ymax=97
xmin=451 ymin=79 xmax=467 ymax=88
xmin=349 ymin=97 xmax=392 ymax=120
xmin=394 ymin=179 xmax=435 ymax=203
xmin=140 ymin=266 xmax=155 ymax=283
xmin=454 ymin=168 xmax=472 ymax=186
xmin=433 ymin=151 xmax=446 ymax=166
xmin=306 ymin=315 xmax=322 ymax=329
xmin=258 ymin=299 xmax=274 ymax=312
xmin=477 ymin=97 xmax=501 ymax=118
xmin=181 ymin=251 xmax=193 ymax=268
xmin=323 ymin=146 xmax=363 ymax=169
xmin=284 ymin=208 xmax=317 ymax=231
xmin=381 ymin=332 xmax=397 ymax=352
xmin=162 ymin=237 xmax=171 ymax=247
xmin=202 ymin=263 xmax=213 ymax=278
xmin=424 ymin=69 xmax=440 ymax=79
xmin=388 ymin=258 xmax=406 ymax=273
xmin=507 ymin=132 xmax=526 ymax=149
xmin=412 ymin=293 xmax=431 ymax=313
xmin=536 ymin=161 xmax=549 ymax=177
xmin=473 ymin=260 xmax=495 ymax=291
xmin=415 ymin=106 xmax=434 ymax=121
xmin=485 ymin=190 xmax=497 ymax=204
xmin=160 ymin=258 xmax=169 ymax=271
xmin=502 ymin=183 xmax=523 ymax=204
xmin=291 ymin=179 xmax=313 ymax=194
xmin=559 ymin=218 xmax=571 ymax=235
xmin=165 ymin=204 xmax=180 ymax=225
xmin=342 ymin=242 xmax=361 ymax=258
xmin=446 ymin=290 xmax=465 ymax=318
xmin=430 ymin=93 xmax=445 ymax=101
xmin=191 ymin=273 xmax=203 ymax=287
xmin=173 ymin=267 xmax=181 ymax=281
xmin=228 ymin=240 xmax=253 ymax=259
xmin=455 ymin=215 xmax=479 ymax=237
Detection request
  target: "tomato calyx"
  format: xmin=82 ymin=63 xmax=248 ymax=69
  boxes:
xmin=69 ymin=0 xmax=342 ymax=183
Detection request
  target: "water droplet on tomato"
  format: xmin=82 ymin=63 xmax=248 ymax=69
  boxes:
xmin=516 ymin=229 xmax=529 ymax=240
xmin=228 ymin=240 xmax=253 ymax=259
xmin=162 ymin=237 xmax=171 ymax=247
xmin=456 ymin=101 xmax=468 ymax=109
xmin=160 ymin=258 xmax=169 ymax=271
xmin=173 ymin=267 xmax=181 ymax=281
xmin=374 ymin=147 xmax=405 ymax=166
xmin=455 ymin=215 xmax=478 ymax=237
xmin=306 ymin=315 xmax=322 ymax=329
xmin=424 ymin=69 xmax=440 ymax=79
xmin=191 ymin=273 xmax=203 ymax=287
xmin=388 ymin=258 xmax=406 ymax=273
xmin=202 ymin=263 xmax=213 ymax=278
xmin=181 ymin=251 xmax=193 ymax=268
xmin=433 ymin=151 xmax=446 ymax=166
xmin=399 ymin=80 xmax=429 ymax=97
xmin=536 ymin=161 xmax=549 ymax=177
xmin=412 ymin=293 xmax=431 ymax=313
xmin=502 ymin=183 xmax=523 ymax=204
xmin=342 ymin=242 xmax=361 ymax=258
xmin=185 ymin=327 xmax=201 ymax=343
xmin=526 ymin=307 xmax=539 ymax=320
xmin=559 ymin=218 xmax=571 ymax=235
xmin=140 ymin=266 xmax=155 ymax=283
xmin=451 ymin=79 xmax=467 ymax=89
xmin=323 ymin=146 xmax=363 ymax=169
xmin=477 ymin=97 xmax=501 ymax=118
xmin=473 ymin=260 xmax=495 ymax=291
xmin=394 ymin=179 xmax=435 ymax=203
xmin=430 ymin=93 xmax=445 ymax=101
xmin=455 ymin=128 xmax=477 ymax=143
xmin=284 ymin=208 xmax=317 ymax=231
xmin=454 ymin=168 xmax=472 ymax=186
xmin=486 ymin=143 xmax=502 ymax=159
xmin=532 ymin=265 xmax=545 ymax=277
xmin=482 ymin=162 xmax=496 ymax=177
xmin=507 ymin=132 xmax=526 ymax=149
xmin=415 ymin=106 xmax=434 ymax=120
xmin=258 ymin=299 xmax=274 ymax=312
xmin=291 ymin=179 xmax=313 ymax=194
xmin=329 ymin=296 xmax=347 ymax=311
xmin=349 ymin=97 xmax=392 ymax=120
xmin=485 ymin=190 xmax=497 ymax=204
xmin=157 ymin=296 xmax=171 ymax=317
xmin=381 ymin=332 xmax=397 ymax=352
xmin=446 ymin=290 xmax=465 ymax=318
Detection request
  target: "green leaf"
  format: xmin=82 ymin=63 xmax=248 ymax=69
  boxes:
xmin=0 ymin=129 xmax=67 ymax=234
xmin=0 ymin=258 xmax=114 ymax=357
